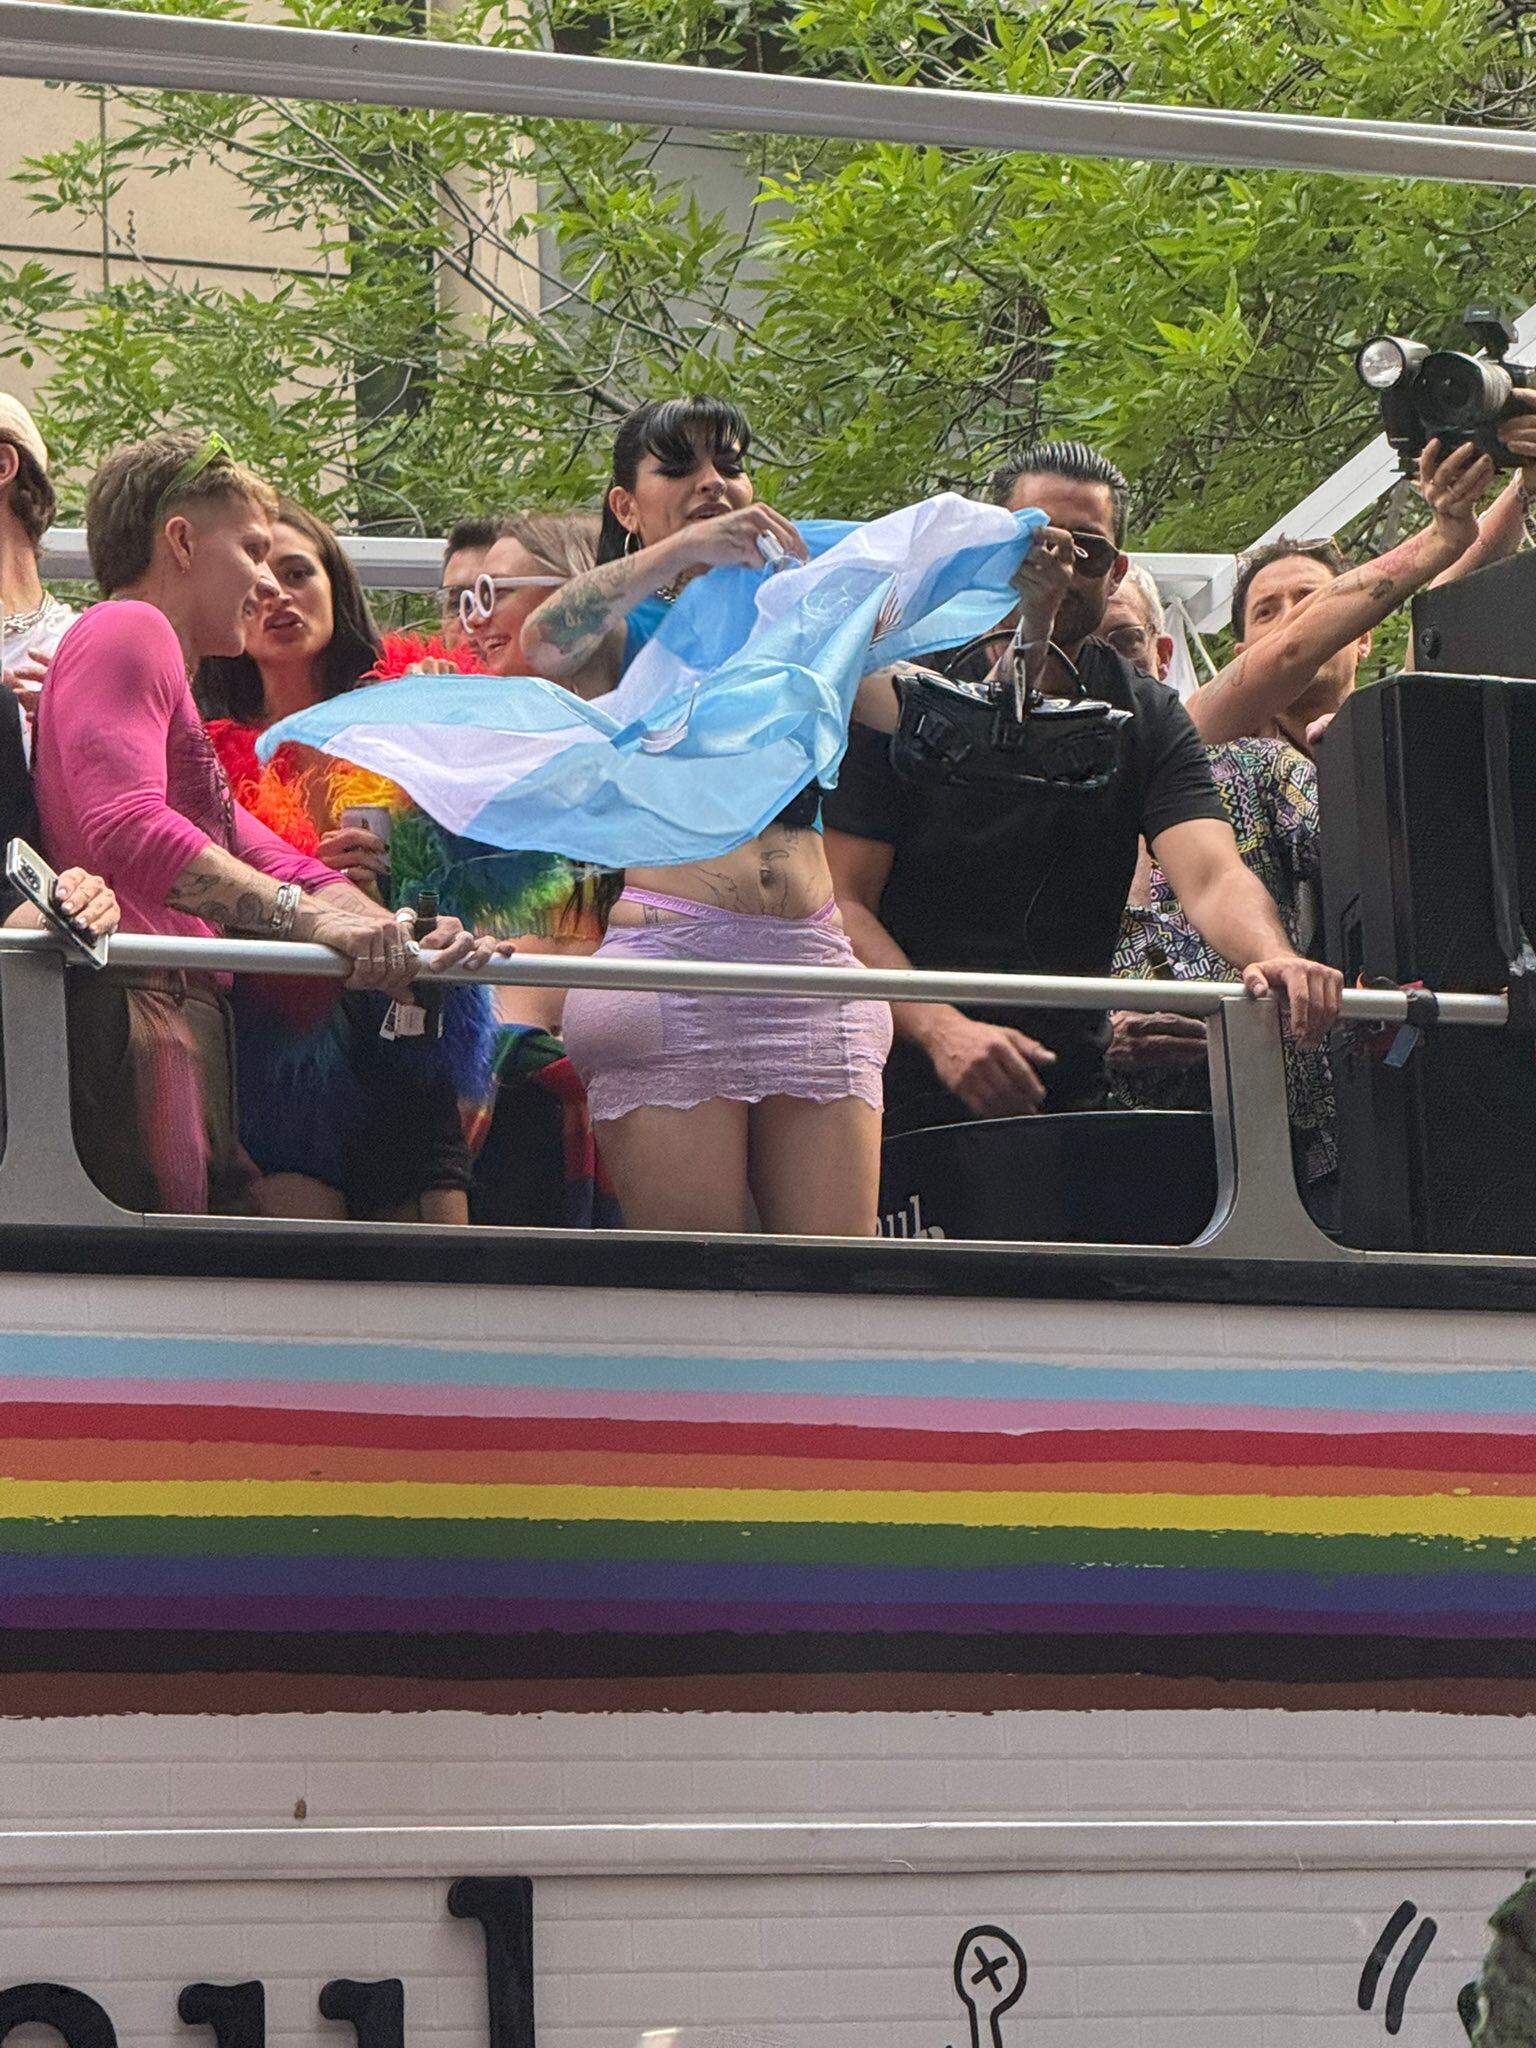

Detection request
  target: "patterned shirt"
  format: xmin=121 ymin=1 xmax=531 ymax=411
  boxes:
xmin=1110 ymin=735 xmax=1335 ymax=1182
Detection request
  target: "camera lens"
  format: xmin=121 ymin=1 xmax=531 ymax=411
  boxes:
xmin=1418 ymin=351 xmax=1512 ymax=430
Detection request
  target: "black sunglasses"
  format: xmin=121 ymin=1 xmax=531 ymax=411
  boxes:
xmin=1069 ymin=531 xmax=1120 ymax=578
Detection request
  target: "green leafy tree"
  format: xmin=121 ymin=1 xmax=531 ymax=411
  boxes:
xmin=4 ymin=0 xmax=1536 ymax=553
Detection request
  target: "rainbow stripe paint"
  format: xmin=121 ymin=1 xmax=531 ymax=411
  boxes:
xmin=4 ymin=1331 xmax=1536 ymax=1709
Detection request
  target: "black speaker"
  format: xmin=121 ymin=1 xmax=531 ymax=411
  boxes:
xmin=879 ymin=1110 xmax=1218 ymax=1244
xmin=1316 ymin=671 xmax=1536 ymax=1254
xmin=1411 ymin=549 xmax=1536 ymax=679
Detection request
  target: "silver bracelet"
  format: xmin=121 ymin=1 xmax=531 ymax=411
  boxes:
xmin=270 ymin=881 xmax=301 ymax=941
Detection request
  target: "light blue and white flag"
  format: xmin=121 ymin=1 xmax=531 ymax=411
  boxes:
xmin=260 ymin=493 xmax=1045 ymax=869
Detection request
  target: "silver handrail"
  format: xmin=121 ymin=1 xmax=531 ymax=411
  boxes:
xmin=0 ymin=926 xmax=1515 ymax=1264
xmin=4 ymin=0 xmax=1536 ymax=187
xmin=0 ymin=927 xmax=1507 ymax=1025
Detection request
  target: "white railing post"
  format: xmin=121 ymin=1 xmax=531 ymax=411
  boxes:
xmin=0 ymin=950 xmax=137 ymax=1227
xmin=1195 ymin=993 xmax=1343 ymax=1261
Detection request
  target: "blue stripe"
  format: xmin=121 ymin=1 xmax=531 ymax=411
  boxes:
xmin=0 ymin=1334 xmax=1529 ymax=1415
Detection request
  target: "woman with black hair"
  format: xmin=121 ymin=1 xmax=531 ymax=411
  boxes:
xmin=198 ymin=499 xmax=392 ymax=888
xmin=198 ymin=500 xmax=482 ymax=1223
xmin=520 ymin=395 xmax=892 ymax=1237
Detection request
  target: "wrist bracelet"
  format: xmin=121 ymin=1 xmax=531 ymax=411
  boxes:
xmin=270 ymin=881 xmax=301 ymax=941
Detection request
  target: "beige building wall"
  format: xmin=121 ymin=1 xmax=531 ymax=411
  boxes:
xmin=0 ymin=7 xmax=540 ymax=470
xmin=0 ymin=75 xmax=320 ymax=419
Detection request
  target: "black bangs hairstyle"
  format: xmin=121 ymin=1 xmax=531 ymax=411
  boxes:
xmin=596 ymin=395 xmax=753 ymax=564
xmin=196 ymin=497 xmax=383 ymax=723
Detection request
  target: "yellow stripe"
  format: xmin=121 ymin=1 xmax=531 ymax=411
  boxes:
xmin=3 ymin=1478 xmax=1535 ymax=1541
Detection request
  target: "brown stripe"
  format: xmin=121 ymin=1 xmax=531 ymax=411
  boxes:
xmin=8 ymin=1669 xmax=1536 ymax=1716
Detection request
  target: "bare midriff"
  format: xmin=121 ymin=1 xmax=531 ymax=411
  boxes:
xmin=612 ymin=823 xmax=838 ymax=926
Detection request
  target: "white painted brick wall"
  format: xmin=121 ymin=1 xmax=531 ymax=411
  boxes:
xmin=0 ymin=1865 xmax=1511 ymax=2047
xmin=2 ymin=1273 xmax=1532 ymax=2039
xmin=6 ymin=1710 xmax=1534 ymax=1827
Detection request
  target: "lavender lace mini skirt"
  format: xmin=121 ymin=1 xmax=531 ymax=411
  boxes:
xmin=563 ymin=890 xmax=893 ymax=1125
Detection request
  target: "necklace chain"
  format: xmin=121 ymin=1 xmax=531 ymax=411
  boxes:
xmin=1 ymin=595 xmax=55 ymax=637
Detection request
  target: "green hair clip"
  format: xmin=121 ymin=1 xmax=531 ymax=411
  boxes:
xmin=154 ymin=430 xmax=235 ymax=523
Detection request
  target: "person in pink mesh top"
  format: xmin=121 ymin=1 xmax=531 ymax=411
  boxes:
xmin=33 ymin=430 xmax=484 ymax=1216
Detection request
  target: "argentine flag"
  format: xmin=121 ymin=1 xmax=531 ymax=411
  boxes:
xmin=260 ymin=494 xmax=1046 ymax=870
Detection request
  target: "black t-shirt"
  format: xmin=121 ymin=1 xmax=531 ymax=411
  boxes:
xmin=823 ymin=639 xmax=1227 ymax=1119
xmin=0 ymin=692 xmax=36 ymax=920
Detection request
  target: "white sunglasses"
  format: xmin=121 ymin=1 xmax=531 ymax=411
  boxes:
xmin=459 ymin=571 xmax=564 ymax=630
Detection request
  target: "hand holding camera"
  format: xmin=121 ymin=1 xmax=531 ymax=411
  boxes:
xmin=1418 ymin=437 xmax=1496 ymax=554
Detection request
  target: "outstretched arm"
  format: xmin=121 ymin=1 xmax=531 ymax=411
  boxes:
xmin=521 ymin=551 xmax=681 ymax=682
xmin=167 ymin=845 xmax=483 ymax=993
xmin=1190 ymin=439 xmax=1492 ymax=747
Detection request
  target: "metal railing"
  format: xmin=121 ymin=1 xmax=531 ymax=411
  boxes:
xmin=0 ymin=3 xmax=1523 ymax=1271
xmin=6 ymin=0 xmax=1536 ymax=186
xmin=32 ymin=530 xmax=1241 ymax=631
xmin=0 ymin=925 xmax=1511 ymax=1264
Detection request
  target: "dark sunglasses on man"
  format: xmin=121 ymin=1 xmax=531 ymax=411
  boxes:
xmin=1068 ymin=530 xmax=1120 ymax=579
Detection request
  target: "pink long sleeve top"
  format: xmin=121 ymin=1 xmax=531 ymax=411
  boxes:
xmin=33 ymin=601 xmax=340 ymax=940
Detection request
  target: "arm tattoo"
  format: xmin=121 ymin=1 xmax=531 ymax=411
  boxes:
xmin=167 ymin=847 xmax=284 ymax=931
xmin=532 ymin=559 xmax=644 ymax=657
xmin=229 ymin=891 xmax=268 ymax=933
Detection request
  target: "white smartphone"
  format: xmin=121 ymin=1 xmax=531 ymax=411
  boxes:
xmin=339 ymin=804 xmax=393 ymax=847
xmin=5 ymin=837 xmax=109 ymax=968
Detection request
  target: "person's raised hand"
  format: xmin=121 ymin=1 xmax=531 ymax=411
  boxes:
xmin=1419 ymin=436 xmax=1496 ymax=555
xmin=315 ymin=824 xmax=390 ymax=891
xmin=1240 ymin=954 xmax=1343 ymax=1048
xmin=1106 ymin=1008 xmax=1208 ymax=1075
xmin=668 ymin=503 xmax=808 ymax=574
xmin=924 ymin=1012 xmax=1057 ymax=1118
xmin=1011 ymin=523 xmax=1076 ymax=638
xmin=405 ymin=655 xmax=459 ymax=675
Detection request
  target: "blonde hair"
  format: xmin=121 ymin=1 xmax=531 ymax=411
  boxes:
xmin=496 ymin=509 xmax=601 ymax=581
xmin=86 ymin=431 xmax=278 ymax=594
xmin=1119 ymin=560 xmax=1166 ymax=638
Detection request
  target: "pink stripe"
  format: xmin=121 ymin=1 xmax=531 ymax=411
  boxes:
xmin=0 ymin=1375 xmax=1530 ymax=1436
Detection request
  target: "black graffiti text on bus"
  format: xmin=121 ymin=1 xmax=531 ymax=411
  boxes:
xmin=0 ymin=1877 xmax=533 ymax=2048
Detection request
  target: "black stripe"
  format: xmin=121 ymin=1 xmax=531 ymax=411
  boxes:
xmin=0 ymin=1219 xmax=1535 ymax=1314
xmin=6 ymin=1630 xmax=1536 ymax=1684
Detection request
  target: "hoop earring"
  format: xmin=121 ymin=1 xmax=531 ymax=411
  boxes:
xmin=624 ymin=528 xmax=641 ymax=557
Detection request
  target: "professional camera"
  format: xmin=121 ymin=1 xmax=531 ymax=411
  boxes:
xmin=888 ymin=628 xmax=1131 ymax=795
xmin=1356 ymin=306 xmax=1533 ymax=473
